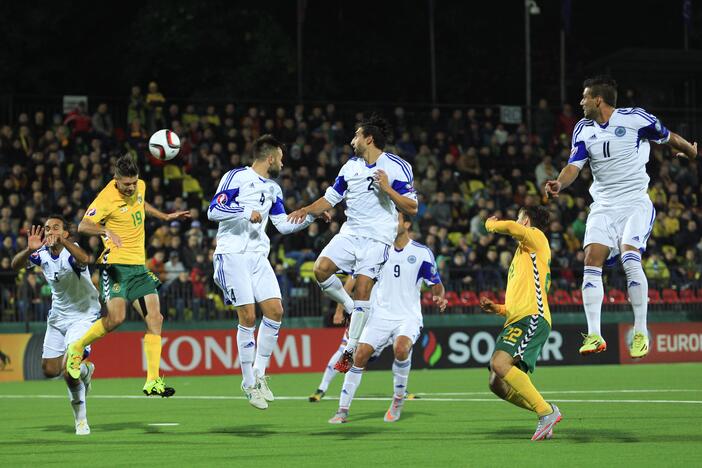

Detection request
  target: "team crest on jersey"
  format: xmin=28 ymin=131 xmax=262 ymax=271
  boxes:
xmin=407 ymin=255 xmax=417 ymax=264
xmin=112 ymin=283 xmax=121 ymax=293
xmin=120 ymin=207 xmax=128 ymax=213
xmin=137 ymin=195 xmax=143 ymax=204
xmin=30 ymin=252 xmax=39 ymax=261
xmin=87 ymin=208 xmax=97 ymax=216
xmin=615 ymin=126 xmax=626 ymax=137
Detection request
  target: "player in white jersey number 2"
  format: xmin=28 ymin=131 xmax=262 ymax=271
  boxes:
xmin=545 ymin=75 xmax=697 ymax=359
xmin=208 ymin=135 xmax=328 ymax=410
xmin=288 ymin=115 xmax=418 ymax=373
xmin=11 ymin=216 xmax=101 ymax=435
xmin=328 ymin=212 xmax=447 ymax=424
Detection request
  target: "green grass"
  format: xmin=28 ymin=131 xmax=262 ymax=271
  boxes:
xmin=1 ymin=364 xmax=701 ymax=467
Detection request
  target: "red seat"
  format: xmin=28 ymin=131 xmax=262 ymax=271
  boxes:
xmin=478 ymin=290 xmax=497 ymax=302
xmin=648 ymin=289 xmax=663 ymax=304
xmin=552 ymin=289 xmax=573 ymax=305
xmin=497 ymin=290 xmax=506 ymax=302
xmin=571 ymin=289 xmax=583 ymax=305
xmin=607 ymin=288 xmax=627 ymax=305
xmin=445 ymin=291 xmax=461 ymax=307
xmin=679 ymin=289 xmax=695 ymax=303
xmin=460 ymin=290 xmax=479 ymax=306
xmin=662 ymin=288 xmax=679 ymax=304
xmin=421 ymin=291 xmax=433 ymax=306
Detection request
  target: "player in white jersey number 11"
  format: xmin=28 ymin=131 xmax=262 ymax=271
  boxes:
xmin=11 ymin=217 xmax=101 ymax=435
xmin=545 ymin=75 xmax=697 ymax=359
xmin=288 ymin=115 xmax=418 ymax=373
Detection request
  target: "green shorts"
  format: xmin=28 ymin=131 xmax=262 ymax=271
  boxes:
xmin=99 ymin=264 xmax=161 ymax=304
xmin=495 ymin=314 xmax=551 ymax=373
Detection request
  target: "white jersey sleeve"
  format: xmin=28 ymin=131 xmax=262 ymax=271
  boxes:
xmin=269 ymin=183 xmax=315 ymax=234
xmin=622 ymin=108 xmax=670 ymax=144
xmin=207 ymin=168 xmax=254 ymax=222
xmin=567 ymin=118 xmax=593 ymax=170
xmin=386 ymin=155 xmax=417 ymax=201
xmin=323 ymin=162 xmax=349 ymax=207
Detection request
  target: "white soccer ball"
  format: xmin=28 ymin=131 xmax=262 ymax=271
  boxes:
xmin=149 ymin=129 xmax=181 ymax=161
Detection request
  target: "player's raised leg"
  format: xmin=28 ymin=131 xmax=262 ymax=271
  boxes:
xmin=579 ymin=243 xmax=609 ymax=354
xmin=314 ymin=257 xmax=355 ymax=316
xmin=236 ymin=303 xmax=267 ymax=409
xmin=253 ymin=298 xmax=284 ymax=402
xmin=329 ymin=343 xmax=373 ymax=423
xmin=134 ymin=293 xmax=175 ymax=397
xmin=385 ymin=335 xmax=413 ymax=422
xmin=621 ymin=245 xmax=650 ymax=358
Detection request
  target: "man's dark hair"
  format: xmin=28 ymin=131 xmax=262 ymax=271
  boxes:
xmin=358 ymin=114 xmax=390 ymax=150
xmin=583 ymin=75 xmax=618 ymax=107
xmin=46 ymin=214 xmax=69 ymax=231
xmin=520 ymin=206 xmax=550 ymax=232
xmin=114 ymin=154 xmax=139 ymax=178
xmin=400 ymin=212 xmax=414 ymax=226
xmin=253 ymin=134 xmax=283 ymax=160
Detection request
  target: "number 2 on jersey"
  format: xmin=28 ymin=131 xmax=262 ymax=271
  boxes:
xmin=366 ymin=176 xmax=375 ymax=191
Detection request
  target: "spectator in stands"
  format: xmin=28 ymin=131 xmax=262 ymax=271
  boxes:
xmin=63 ymin=102 xmax=92 ymax=137
xmin=92 ymin=103 xmax=114 ymax=141
xmin=145 ymin=81 xmax=166 ymax=133
xmin=644 ymin=251 xmax=671 ymax=288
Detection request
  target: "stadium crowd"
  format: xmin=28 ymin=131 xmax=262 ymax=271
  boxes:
xmin=1 ymin=83 xmax=701 ymax=320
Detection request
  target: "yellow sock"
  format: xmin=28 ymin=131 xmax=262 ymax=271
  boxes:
xmin=144 ymin=333 xmax=162 ymax=382
xmin=503 ymin=366 xmax=552 ymax=416
xmin=75 ymin=319 xmax=107 ymax=349
xmin=505 ymin=387 xmax=535 ymax=412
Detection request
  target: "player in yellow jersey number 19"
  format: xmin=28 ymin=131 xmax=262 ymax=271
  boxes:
xmin=65 ymin=155 xmax=191 ymax=397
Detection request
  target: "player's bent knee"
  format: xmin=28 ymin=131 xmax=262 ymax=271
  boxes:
xmin=42 ymin=360 xmax=61 ymax=378
xmin=236 ymin=305 xmax=256 ymax=327
xmin=313 ymin=257 xmax=335 ymax=282
xmin=490 ymin=352 xmax=513 ymax=378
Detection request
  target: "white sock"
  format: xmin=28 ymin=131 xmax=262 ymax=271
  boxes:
xmin=622 ymin=251 xmax=648 ymax=334
xmin=338 ymin=365 xmax=364 ymax=410
xmin=253 ymin=317 xmax=280 ymax=378
xmin=318 ymin=275 xmax=355 ymax=314
xmin=79 ymin=363 xmax=89 ymax=379
xmin=582 ymin=266 xmax=604 ymax=337
xmin=67 ymin=380 xmax=86 ymax=421
xmin=319 ymin=346 xmax=344 ymax=392
xmin=392 ymin=356 xmax=411 ymax=399
xmin=346 ymin=300 xmax=370 ymax=351
xmin=237 ymin=325 xmax=256 ymax=388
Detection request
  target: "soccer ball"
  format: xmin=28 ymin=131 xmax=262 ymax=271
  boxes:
xmin=149 ymin=129 xmax=181 ymax=161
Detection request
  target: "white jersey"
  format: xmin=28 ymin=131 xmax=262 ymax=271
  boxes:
xmin=568 ymin=107 xmax=670 ymax=207
xmin=208 ymin=166 xmax=315 ymax=256
xmin=324 ymin=152 xmax=416 ymax=246
xmin=28 ymin=245 xmax=101 ymax=325
xmin=371 ymin=240 xmax=441 ymax=324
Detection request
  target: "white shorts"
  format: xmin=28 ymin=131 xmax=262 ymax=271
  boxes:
xmin=359 ymin=315 xmax=422 ymax=351
xmin=213 ymin=252 xmax=281 ymax=307
xmin=319 ymin=233 xmax=390 ymax=279
xmin=42 ymin=318 xmax=95 ymax=359
xmin=584 ymin=198 xmax=655 ymax=262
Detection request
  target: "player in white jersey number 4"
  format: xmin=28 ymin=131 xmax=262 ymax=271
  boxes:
xmin=545 ymin=75 xmax=697 ymax=359
xmin=328 ymin=212 xmax=447 ymax=424
xmin=288 ymin=115 xmax=418 ymax=373
xmin=11 ymin=217 xmax=101 ymax=435
xmin=208 ymin=135 xmax=329 ymax=409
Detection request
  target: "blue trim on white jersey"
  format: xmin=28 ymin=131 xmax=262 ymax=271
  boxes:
xmin=222 ymin=167 xmax=246 ymax=191
xmin=568 ymin=141 xmax=589 ymax=163
xmin=391 ymin=180 xmax=412 ymax=195
xmin=332 ymin=176 xmax=347 ymax=196
xmin=572 ymin=119 xmax=593 ymax=144
xmin=270 ymin=197 xmax=286 ymax=215
xmin=385 ymin=153 xmax=413 ymax=182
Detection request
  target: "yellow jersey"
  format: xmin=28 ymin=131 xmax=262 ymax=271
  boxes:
xmin=485 ymin=220 xmax=552 ymax=327
xmin=84 ymin=179 xmax=147 ymax=265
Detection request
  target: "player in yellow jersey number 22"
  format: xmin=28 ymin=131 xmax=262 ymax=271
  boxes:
xmin=65 ymin=155 xmax=190 ymax=397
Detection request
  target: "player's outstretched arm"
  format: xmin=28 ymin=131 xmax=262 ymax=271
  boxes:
xmin=544 ymin=164 xmax=580 ymax=198
xmin=666 ymin=132 xmax=698 ymax=160
xmin=485 ymin=216 xmax=530 ymax=241
xmin=287 ymin=197 xmax=333 ymax=224
xmin=10 ymin=225 xmax=43 ymax=271
xmin=431 ymin=283 xmax=448 ymax=312
xmin=479 ymin=297 xmax=506 ymax=316
xmin=145 ymin=202 xmax=191 ymax=223
xmin=78 ymin=218 xmax=122 ymax=248
xmin=53 ymin=236 xmax=90 ymax=267
xmin=374 ymin=169 xmax=418 ymax=216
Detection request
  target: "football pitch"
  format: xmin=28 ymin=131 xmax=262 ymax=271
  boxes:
xmin=1 ymin=364 xmax=701 ymax=467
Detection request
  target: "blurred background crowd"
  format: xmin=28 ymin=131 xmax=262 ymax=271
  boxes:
xmin=1 ymin=83 xmax=700 ymax=322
